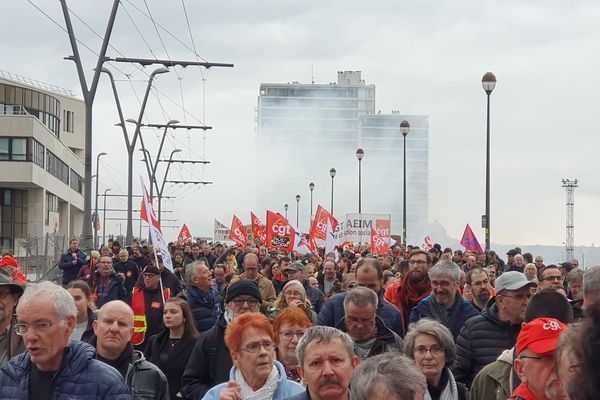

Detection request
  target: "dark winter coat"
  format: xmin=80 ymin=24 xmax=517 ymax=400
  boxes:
xmin=93 ymin=270 xmax=128 ymax=308
xmin=113 ymin=260 xmax=140 ymax=302
xmin=452 ymin=303 xmax=522 ymax=387
xmin=409 ymin=293 xmax=480 ymax=340
xmin=336 ymin=315 xmax=403 ymax=359
xmin=185 ymin=285 xmax=221 ymax=332
xmin=59 ymin=249 xmax=88 ymax=285
xmin=0 ymin=341 xmax=131 ymax=399
xmin=180 ymin=313 xmax=231 ymax=400
xmin=316 ymin=291 xmax=404 ymax=337
xmin=145 ymin=329 xmax=198 ymax=400
xmin=136 ymin=268 xmax=182 ymax=297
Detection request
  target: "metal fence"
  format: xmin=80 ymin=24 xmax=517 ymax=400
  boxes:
xmin=10 ymin=233 xmax=75 ymax=283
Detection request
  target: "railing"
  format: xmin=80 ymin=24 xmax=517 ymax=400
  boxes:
xmin=0 ymin=70 xmax=76 ymax=97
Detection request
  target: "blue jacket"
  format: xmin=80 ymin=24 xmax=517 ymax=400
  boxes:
xmin=59 ymin=249 xmax=88 ymax=285
xmin=94 ymin=270 xmax=128 ymax=308
xmin=409 ymin=293 xmax=479 ymax=340
xmin=316 ymin=291 xmax=404 ymax=336
xmin=186 ymin=285 xmax=221 ymax=332
xmin=0 ymin=340 xmax=132 ymax=400
xmin=202 ymin=361 xmax=304 ymax=400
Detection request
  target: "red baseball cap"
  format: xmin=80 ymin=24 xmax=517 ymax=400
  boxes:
xmin=516 ymin=317 xmax=566 ymax=355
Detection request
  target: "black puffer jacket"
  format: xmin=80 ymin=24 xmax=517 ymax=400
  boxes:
xmin=180 ymin=314 xmax=231 ymax=400
xmin=452 ymin=303 xmax=521 ymax=387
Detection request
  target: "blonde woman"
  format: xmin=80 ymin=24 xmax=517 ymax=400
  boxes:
xmin=268 ymin=280 xmax=317 ymax=322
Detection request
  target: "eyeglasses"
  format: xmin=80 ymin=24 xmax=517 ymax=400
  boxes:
xmin=280 ymin=331 xmax=305 ymax=340
xmin=542 ymin=275 xmax=565 ymax=282
xmin=14 ymin=321 xmax=58 ymax=335
xmin=284 ymin=291 xmax=303 ymax=297
xmin=240 ymin=340 xmax=275 ymax=353
xmin=346 ymin=315 xmax=376 ymax=326
xmin=0 ymin=291 xmax=14 ymax=300
xmin=231 ymin=298 xmax=260 ymax=307
xmin=408 ymin=260 xmax=428 ymax=266
xmin=502 ymin=292 xmax=532 ymax=302
xmin=413 ymin=345 xmax=445 ymax=356
xmin=143 ymin=273 xmax=159 ymax=279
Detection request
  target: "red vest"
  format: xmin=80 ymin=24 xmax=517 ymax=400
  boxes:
xmin=131 ymin=287 xmax=170 ymax=345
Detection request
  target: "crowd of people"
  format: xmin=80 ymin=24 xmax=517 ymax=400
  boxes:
xmin=0 ymin=237 xmax=599 ymax=400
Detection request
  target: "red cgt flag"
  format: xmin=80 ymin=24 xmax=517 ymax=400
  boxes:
xmin=178 ymin=224 xmax=192 ymax=244
xmin=265 ymin=210 xmax=295 ymax=252
xmin=250 ymin=212 xmax=267 ymax=246
xmin=371 ymin=228 xmax=390 ymax=256
xmin=309 ymin=205 xmax=338 ymax=242
xmin=460 ymin=224 xmax=483 ymax=253
xmin=228 ymin=215 xmax=248 ymax=247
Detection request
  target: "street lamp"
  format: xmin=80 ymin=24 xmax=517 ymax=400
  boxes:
xmin=482 ymin=72 xmax=497 ymax=252
xmin=157 ymin=149 xmax=182 ymax=223
xmin=94 ymin=152 xmax=107 ymax=249
xmin=284 ymin=204 xmax=289 ymax=219
xmin=102 ymin=188 xmax=111 ymax=247
xmin=329 ymin=168 xmax=336 ymax=214
xmin=400 ymin=120 xmax=410 ymax=245
xmin=296 ymin=194 xmax=301 ymax=227
xmin=356 ymin=148 xmax=364 ymax=213
xmin=309 ymin=182 xmax=315 ymax=224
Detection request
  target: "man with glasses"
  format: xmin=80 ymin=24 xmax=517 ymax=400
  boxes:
xmin=181 ymin=279 xmax=262 ymax=399
xmin=337 ymin=287 xmax=402 ymax=360
xmin=454 ymin=271 xmax=537 ymax=387
xmin=385 ymin=250 xmax=433 ymax=335
xmin=231 ymin=253 xmax=276 ymax=309
xmin=92 ymin=255 xmax=127 ymax=308
xmin=535 ymin=256 xmax=545 ymax=270
xmin=409 ymin=260 xmax=479 ymax=340
xmin=466 ymin=267 xmax=493 ymax=311
xmin=537 ymin=265 xmax=565 ymax=291
xmin=0 ymin=281 xmax=131 ymax=399
xmin=317 ymin=257 xmax=403 ymax=336
xmin=511 ymin=318 xmax=566 ymax=400
xmin=131 ymin=265 xmax=171 ymax=351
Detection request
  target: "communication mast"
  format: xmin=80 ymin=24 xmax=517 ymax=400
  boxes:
xmin=561 ymin=179 xmax=578 ymax=261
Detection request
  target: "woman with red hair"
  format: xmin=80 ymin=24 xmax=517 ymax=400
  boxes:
xmin=202 ymin=312 xmax=304 ymax=400
xmin=272 ymin=307 xmax=313 ymax=383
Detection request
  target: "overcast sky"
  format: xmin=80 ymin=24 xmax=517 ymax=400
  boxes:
xmin=3 ymin=0 xmax=600 ymax=247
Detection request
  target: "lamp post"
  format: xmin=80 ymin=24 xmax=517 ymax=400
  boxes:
xmin=117 ymin=223 xmax=122 ymax=237
xmin=284 ymin=204 xmax=288 ymax=219
xmin=482 ymin=72 xmax=497 ymax=252
xmin=329 ymin=168 xmax=336 ymax=214
xmin=309 ymin=182 xmax=315 ymax=224
xmin=94 ymin=152 xmax=107 ymax=249
xmin=296 ymin=194 xmax=301 ymax=227
xmin=102 ymin=188 xmax=111 ymax=247
xmin=356 ymin=148 xmax=364 ymax=213
xmin=157 ymin=149 xmax=182 ymax=224
xmin=400 ymin=120 xmax=410 ymax=245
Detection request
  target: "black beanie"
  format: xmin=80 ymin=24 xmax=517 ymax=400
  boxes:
xmin=225 ymin=279 xmax=262 ymax=304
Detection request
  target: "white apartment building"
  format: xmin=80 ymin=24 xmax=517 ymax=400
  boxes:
xmin=0 ymin=70 xmax=85 ymax=251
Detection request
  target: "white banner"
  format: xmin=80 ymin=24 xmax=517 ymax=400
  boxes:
xmin=343 ymin=213 xmax=391 ymax=244
xmin=213 ymin=219 xmax=230 ymax=242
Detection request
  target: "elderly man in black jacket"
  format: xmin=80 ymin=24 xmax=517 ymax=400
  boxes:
xmin=92 ymin=300 xmax=169 ymax=399
xmin=180 ymin=279 xmax=263 ymax=400
xmin=452 ymin=271 xmax=537 ymax=387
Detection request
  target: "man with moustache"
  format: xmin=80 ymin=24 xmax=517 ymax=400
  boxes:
xmin=384 ymin=250 xmax=433 ymax=335
xmin=409 ymin=260 xmax=479 ymax=340
xmin=466 ymin=268 xmax=493 ymax=312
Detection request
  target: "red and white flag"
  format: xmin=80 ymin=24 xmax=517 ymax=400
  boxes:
xmin=250 ymin=212 xmax=267 ymax=246
xmin=177 ymin=224 xmax=192 ymax=244
xmin=371 ymin=228 xmax=390 ymax=256
xmin=309 ymin=205 xmax=338 ymax=241
xmin=228 ymin=215 xmax=248 ymax=247
xmin=140 ymin=178 xmax=173 ymax=271
xmin=422 ymin=235 xmax=433 ymax=251
xmin=265 ymin=211 xmax=295 ymax=252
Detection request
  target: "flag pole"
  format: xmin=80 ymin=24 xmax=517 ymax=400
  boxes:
xmin=151 ymin=250 xmax=166 ymax=305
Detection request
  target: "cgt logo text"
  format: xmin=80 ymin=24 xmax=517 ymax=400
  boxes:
xmin=271 ymin=224 xmax=291 ymax=236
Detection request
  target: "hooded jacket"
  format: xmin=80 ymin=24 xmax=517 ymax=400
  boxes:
xmin=0 ymin=340 xmax=131 ymax=399
xmin=93 ymin=270 xmax=128 ymax=308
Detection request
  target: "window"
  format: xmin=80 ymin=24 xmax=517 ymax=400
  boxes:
xmin=11 ymin=139 xmax=26 ymax=161
xmin=31 ymin=138 xmax=44 ymax=168
xmin=46 ymin=151 xmax=69 ymax=185
xmin=46 ymin=192 xmax=59 ymax=226
xmin=69 ymin=169 xmax=83 ymax=194
xmin=63 ymin=110 xmax=74 ymax=133
xmin=0 ymin=138 xmax=8 ymax=160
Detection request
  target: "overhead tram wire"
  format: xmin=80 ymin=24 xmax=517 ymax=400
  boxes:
xmin=120 ymin=2 xmax=158 ymax=58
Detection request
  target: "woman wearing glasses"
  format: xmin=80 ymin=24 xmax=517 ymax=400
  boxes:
xmin=272 ymin=307 xmax=313 ymax=382
xmin=202 ymin=312 xmax=304 ymax=400
xmin=268 ymin=280 xmax=317 ymax=323
xmin=403 ymin=319 xmax=468 ymax=400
